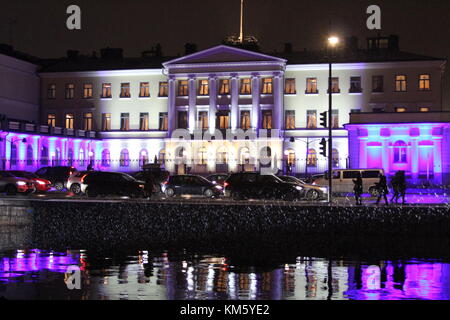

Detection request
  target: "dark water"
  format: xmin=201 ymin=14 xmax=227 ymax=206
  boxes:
xmin=1 ymin=248 xmax=450 ymax=300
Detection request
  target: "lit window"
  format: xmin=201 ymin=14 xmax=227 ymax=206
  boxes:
xmin=159 ymin=82 xmax=168 ymax=97
xmin=47 ymin=84 xmax=56 ymax=99
xmin=262 ymin=110 xmax=272 ymax=129
xmin=262 ymin=78 xmax=273 ymax=94
xmin=219 ymin=79 xmax=230 ymax=95
xmin=285 ymin=110 xmax=295 ymax=129
xmin=178 ymin=80 xmax=188 ymax=96
xmin=158 ymin=149 xmax=166 ymax=165
xmin=328 ymin=77 xmax=340 ymax=93
xmin=307 ymin=149 xmax=317 ymax=167
xmin=198 ymin=147 xmax=207 ymax=165
xmin=83 ymin=113 xmax=93 ymax=131
xmin=159 ymin=113 xmax=168 ymax=130
xmin=47 ymin=114 xmax=56 ymax=127
xmin=395 ymin=75 xmax=407 ymax=92
xmin=419 ymin=74 xmax=430 ymax=91
xmin=140 ymin=150 xmax=148 ymax=167
xmin=286 ymin=149 xmax=295 ymax=166
xmin=199 ymin=80 xmax=209 ymax=96
xmin=65 ymin=84 xmax=75 ymax=99
xmin=101 ymin=149 xmax=111 ymax=167
xmin=240 ymin=111 xmax=251 ymax=129
xmin=372 ymin=76 xmax=384 ymax=92
xmin=419 ymin=107 xmax=430 ymax=112
xmin=65 ymin=114 xmax=74 ymax=129
xmin=83 ymin=84 xmax=93 ymax=98
xmin=140 ymin=82 xmax=150 ymax=97
xmin=306 ymin=78 xmax=318 ymax=94
xmin=120 ymin=113 xmax=130 ymax=131
xmin=285 ymin=79 xmax=296 ymax=94
xmin=394 ymin=140 xmax=407 ymax=163
xmin=26 ymin=145 xmax=33 ymax=166
xmin=198 ymin=111 xmax=208 ymax=130
xmin=120 ymin=149 xmax=130 ymax=167
xmin=217 ymin=112 xmax=230 ymax=129
xmin=395 ymin=107 xmax=407 ymax=113
xmin=102 ymin=83 xmax=112 ymax=98
xmin=178 ymin=111 xmax=188 ymax=129
xmin=332 ymin=149 xmax=339 ymax=167
xmin=307 ymin=110 xmax=317 ymax=129
xmin=120 ymin=83 xmax=131 ymax=98
xmin=332 ymin=109 xmax=339 ymax=128
xmin=140 ymin=113 xmax=149 ymax=131
xmin=349 ymin=77 xmax=362 ymax=93
xmin=240 ymin=78 xmax=251 ymax=94
xmin=102 ymin=113 xmax=111 ymax=131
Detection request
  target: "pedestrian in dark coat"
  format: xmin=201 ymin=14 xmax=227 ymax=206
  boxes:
xmin=353 ymin=172 xmax=363 ymax=205
xmin=398 ymin=171 xmax=407 ymax=204
xmin=391 ymin=172 xmax=400 ymax=204
xmin=376 ymin=173 xmax=389 ymax=205
xmin=144 ymin=173 xmax=154 ymax=199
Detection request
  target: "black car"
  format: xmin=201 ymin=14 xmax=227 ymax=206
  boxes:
xmin=224 ymin=172 xmax=304 ymax=201
xmin=35 ymin=166 xmax=77 ymax=191
xmin=206 ymin=174 xmax=229 ymax=186
xmin=162 ymin=175 xmax=223 ymax=198
xmin=83 ymin=172 xmax=146 ymax=198
xmin=132 ymin=168 xmax=170 ymax=193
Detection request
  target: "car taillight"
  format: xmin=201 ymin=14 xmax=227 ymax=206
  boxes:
xmin=224 ymin=182 xmax=229 ymax=187
xmin=80 ymin=174 xmax=87 ymax=183
xmin=163 ymin=181 xmax=169 ymax=185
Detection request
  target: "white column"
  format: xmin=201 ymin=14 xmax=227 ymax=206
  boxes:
xmin=167 ymin=76 xmax=176 ymax=135
xmin=208 ymin=76 xmax=217 ymax=134
xmin=188 ymin=75 xmax=197 ymax=133
xmin=411 ymin=138 xmax=419 ymax=182
xmin=381 ymin=138 xmax=390 ymax=173
xmin=230 ymin=74 xmax=239 ymax=131
xmin=251 ymin=75 xmax=260 ymax=130
xmin=273 ymin=72 xmax=284 ymax=132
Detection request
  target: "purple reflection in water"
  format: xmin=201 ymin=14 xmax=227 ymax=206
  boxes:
xmin=0 ymin=249 xmax=80 ymax=281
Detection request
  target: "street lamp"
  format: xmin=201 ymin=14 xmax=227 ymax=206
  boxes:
xmin=327 ymin=35 xmax=339 ymax=203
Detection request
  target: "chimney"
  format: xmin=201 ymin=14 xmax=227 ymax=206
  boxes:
xmin=284 ymin=42 xmax=293 ymax=53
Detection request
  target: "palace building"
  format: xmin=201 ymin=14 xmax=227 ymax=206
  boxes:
xmin=0 ymin=35 xmax=449 ymax=184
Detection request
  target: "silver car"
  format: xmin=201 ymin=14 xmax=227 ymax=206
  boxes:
xmin=67 ymin=171 xmax=91 ymax=194
xmin=278 ymin=175 xmax=328 ymax=200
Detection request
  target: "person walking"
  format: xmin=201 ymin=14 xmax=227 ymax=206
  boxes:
xmin=376 ymin=173 xmax=389 ymax=205
xmin=353 ymin=172 xmax=363 ymax=205
xmin=87 ymin=162 xmax=94 ymax=171
xmin=398 ymin=171 xmax=407 ymax=204
xmin=390 ymin=171 xmax=400 ymax=204
xmin=144 ymin=173 xmax=155 ymax=199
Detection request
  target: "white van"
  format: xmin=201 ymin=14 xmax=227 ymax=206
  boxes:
xmin=314 ymin=169 xmax=385 ymax=196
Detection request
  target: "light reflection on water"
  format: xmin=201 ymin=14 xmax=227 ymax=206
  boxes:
xmin=0 ymin=249 xmax=449 ymax=300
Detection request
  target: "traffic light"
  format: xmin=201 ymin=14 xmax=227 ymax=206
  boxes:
xmin=319 ymin=138 xmax=327 ymax=157
xmin=319 ymin=111 xmax=327 ymax=128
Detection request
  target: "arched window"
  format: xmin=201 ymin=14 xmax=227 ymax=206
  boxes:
xmin=216 ymin=147 xmax=228 ymax=164
xmin=332 ymin=148 xmax=339 ymax=167
xmin=307 ymin=149 xmax=317 ymax=167
xmin=40 ymin=146 xmax=48 ymax=166
xmin=10 ymin=144 xmax=17 ymax=166
xmin=240 ymin=147 xmax=250 ymax=164
xmin=260 ymin=147 xmax=272 ymax=167
xmin=394 ymin=140 xmax=407 ymax=163
xmin=67 ymin=148 xmax=73 ymax=166
xmin=198 ymin=147 xmax=207 ymax=165
xmin=26 ymin=145 xmax=33 ymax=166
xmin=286 ymin=149 xmax=295 ymax=166
xmin=120 ymin=149 xmax=130 ymax=167
xmin=79 ymin=149 xmax=85 ymax=167
xmin=139 ymin=149 xmax=148 ymax=167
xmin=158 ymin=149 xmax=166 ymax=165
xmin=55 ymin=148 xmax=61 ymax=166
xmin=101 ymin=149 xmax=111 ymax=167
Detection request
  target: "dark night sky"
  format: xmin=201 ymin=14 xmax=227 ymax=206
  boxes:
xmin=1 ymin=0 xmax=449 ymax=103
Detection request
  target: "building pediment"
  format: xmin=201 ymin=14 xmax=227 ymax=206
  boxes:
xmin=163 ymin=45 xmax=286 ymax=68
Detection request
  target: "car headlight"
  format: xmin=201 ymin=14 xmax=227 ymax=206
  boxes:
xmin=214 ymin=185 xmax=223 ymax=190
xmin=139 ymin=184 xmax=145 ymax=189
xmin=16 ymin=181 xmax=26 ymax=186
xmin=295 ymin=186 xmax=303 ymax=191
xmin=36 ymin=180 xmax=46 ymax=185
xmin=320 ymin=187 xmax=328 ymax=193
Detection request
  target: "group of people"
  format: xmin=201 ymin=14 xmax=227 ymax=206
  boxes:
xmin=353 ymin=171 xmax=407 ymax=205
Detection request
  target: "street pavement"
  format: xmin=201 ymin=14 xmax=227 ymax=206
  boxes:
xmin=0 ymin=190 xmax=449 ymax=207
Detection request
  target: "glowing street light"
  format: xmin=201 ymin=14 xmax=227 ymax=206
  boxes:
xmin=328 ymin=36 xmax=339 ymax=46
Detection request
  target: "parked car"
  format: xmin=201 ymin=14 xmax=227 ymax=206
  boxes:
xmin=9 ymin=171 xmax=51 ymax=193
xmin=0 ymin=171 xmax=36 ymax=195
xmin=224 ymin=172 xmax=304 ymax=201
xmin=67 ymin=171 xmax=91 ymax=195
xmin=132 ymin=165 xmax=170 ymax=193
xmin=278 ymin=175 xmax=328 ymax=200
xmin=35 ymin=166 xmax=77 ymax=191
xmin=206 ymin=174 xmax=229 ymax=186
xmin=313 ymin=169 xmax=385 ymax=196
xmin=162 ymin=175 xmax=223 ymax=198
xmin=82 ymin=172 xmax=146 ymax=198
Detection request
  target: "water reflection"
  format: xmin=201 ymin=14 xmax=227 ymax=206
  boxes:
xmin=0 ymin=249 xmax=449 ymax=300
